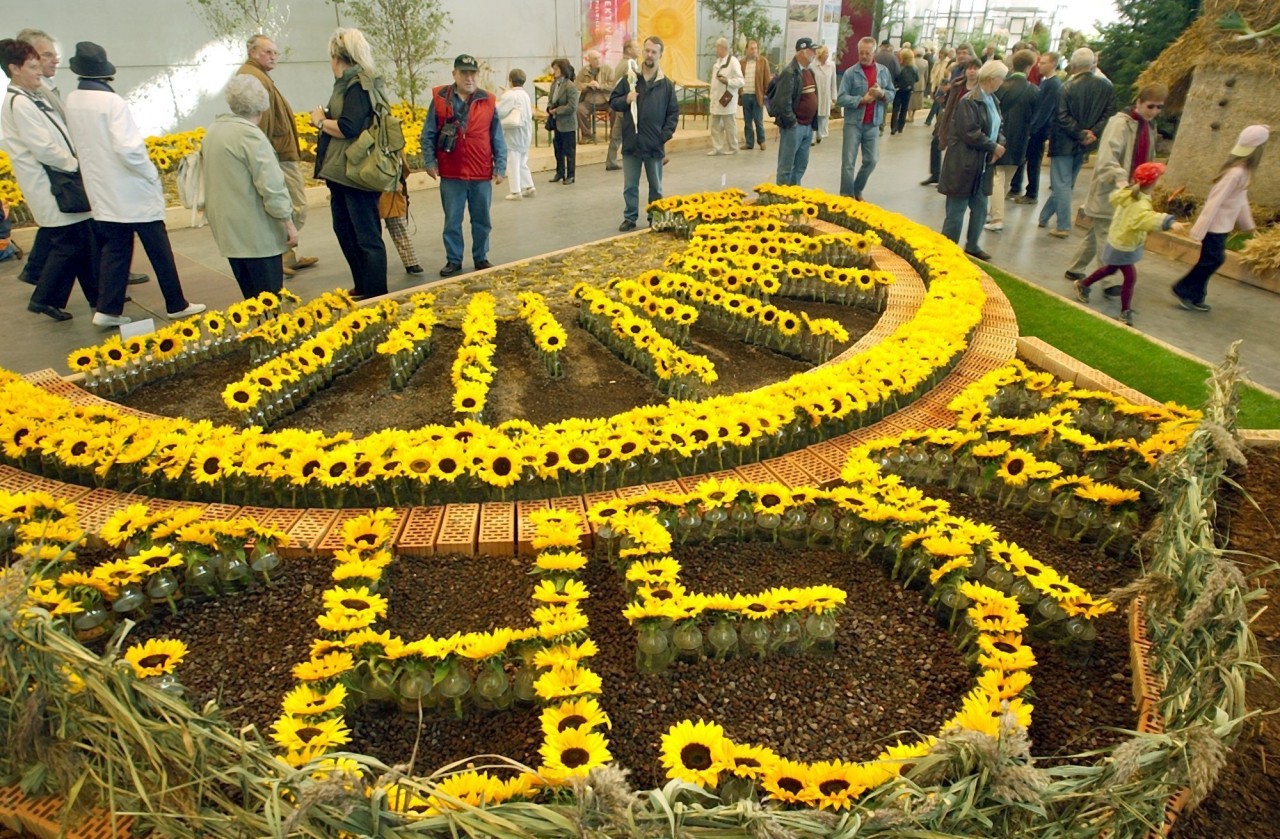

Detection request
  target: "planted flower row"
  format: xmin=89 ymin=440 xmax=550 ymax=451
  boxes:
xmin=375 ymin=292 xmax=437 ymax=390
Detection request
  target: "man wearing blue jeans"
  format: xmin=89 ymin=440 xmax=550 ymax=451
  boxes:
xmin=610 ymin=36 xmax=678 ymax=231
xmin=836 ymin=37 xmax=893 ymax=199
xmin=421 ymin=54 xmax=507 ymax=276
xmin=1038 ymin=48 xmax=1112 ymax=237
xmin=772 ymin=37 xmax=819 ymax=186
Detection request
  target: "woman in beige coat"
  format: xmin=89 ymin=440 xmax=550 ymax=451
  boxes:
xmin=203 ymin=75 xmax=298 ymax=298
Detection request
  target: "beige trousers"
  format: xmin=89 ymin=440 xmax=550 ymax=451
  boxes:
xmin=280 ymin=160 xmax=309 ymax=230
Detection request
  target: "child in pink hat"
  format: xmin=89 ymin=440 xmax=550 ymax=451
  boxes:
xmin=1171 ymin=124 xmax=1269 ymax=312
xmin=1074 ymin=161 xmax=1186 ymax=326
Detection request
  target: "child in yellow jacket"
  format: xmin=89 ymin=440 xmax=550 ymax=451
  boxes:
xmin=1073 ymin=162 xmax=1186 ymax=326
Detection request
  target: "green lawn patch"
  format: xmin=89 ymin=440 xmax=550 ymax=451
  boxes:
xmin=983 ymin=263 xmax=1280 ymax=429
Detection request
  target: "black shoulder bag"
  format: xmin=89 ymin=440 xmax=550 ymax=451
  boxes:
xmin=8 ymin=91 xmax=91 ymax=213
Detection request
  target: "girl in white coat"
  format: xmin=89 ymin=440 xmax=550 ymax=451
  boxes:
xmin=496 ymin=68 xmax=535 ymax=199
xmin=63 ymin=41 xmax=203 ymax=327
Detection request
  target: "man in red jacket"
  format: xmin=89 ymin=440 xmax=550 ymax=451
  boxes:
xmin=421 ymin=54 xmax=507 ymax=277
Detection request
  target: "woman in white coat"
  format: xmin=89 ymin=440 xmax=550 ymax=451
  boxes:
xmin=63 ymin=42 xmax=203 ymax=328
xmin=811 ymin=46 xmax=837 ymax=144
xmin=707 ymin=37 xmax=743 ymax=155
xmin=1 ymin=38 xmax=97 ymax=322
xmin=496 ymin=68 xmax=535 ymax=200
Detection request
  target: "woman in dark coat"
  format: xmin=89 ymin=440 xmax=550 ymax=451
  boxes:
xmin=546 ymin=58 xmax=579 ymax=184
xmin=938 ymin=60 xmax=1008 ymax=260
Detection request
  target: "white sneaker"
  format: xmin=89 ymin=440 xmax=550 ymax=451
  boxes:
xmin=706 ymin=150 xmax=722 ymax=156
xmin=522 ymin=187 xmax=536 ymax=197
xmin=983 ymin=222 xmax=1004 ymax=232
xmin=168 ymin=303 xmax=207 ymax=318
xmin=93 ymin=312 xmax=132 ymax=328
xmin=504 ymin=193 xmax=523 ymax=200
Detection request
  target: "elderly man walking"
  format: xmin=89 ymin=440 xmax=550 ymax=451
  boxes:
xmin=605 ymin=39 xmax=638 ymax=170
xmin=421 ymin=54 xmax=507 ymax=277
xmin=610 ymin=36 xmax=678 ymax=231
xmin=707 ymin=37 xmax=743 ymax=155
xmin=237 ymin=34 xmax=318 ymax=276
xmin=835 ymin=37 xmax=893 ymax=200
xmin=772 ymin=37 xmax=820 ymax=186
xmin=1038 ymin=48 xmax=1113 ymax=238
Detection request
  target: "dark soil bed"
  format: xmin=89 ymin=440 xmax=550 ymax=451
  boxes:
xmin=124 ymin=484 xmax=1155 ymax=792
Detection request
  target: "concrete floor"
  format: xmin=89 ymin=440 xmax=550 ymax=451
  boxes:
xmin=2 ymin=117 xmax=1278 ymax=393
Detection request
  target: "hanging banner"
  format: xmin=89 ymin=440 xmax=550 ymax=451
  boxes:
xmin=819 ymin=0 xmax=842 ymax=51
xmin=784 ymin=0 xmax=821 ymax=54
xmin=582 ymin=0 xmax=633 ymax=67
xmin=637 ymin=0 xmax=697 ymax=85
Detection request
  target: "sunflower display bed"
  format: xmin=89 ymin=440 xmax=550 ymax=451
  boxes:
xmin=0 ymin=188 xmax=1261 ymax=838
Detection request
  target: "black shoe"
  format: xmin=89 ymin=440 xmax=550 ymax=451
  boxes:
xmin=1064 ymin=271 xmax=1086 ymax=281
xmin=1103 ymin=285 xmax=1122 ymax=299
xmin=920 ymin=177 xmax=938 ymax=186
xmin=17 ymin=271 xmax=37 ymax=286
xmin=439 ymin=262 xmax=463 ymax=277
xmin=474 ymin=260 xmax=493 ymax=270
xmin=605 ymin=163 xmax=621 ymax=171
xmin=549 ymin=174 xmax=564 ymax=183
xmin=965 ymin=248 xmax=993 ymax=261
xmin=28 ymin=302 xmax=73 ymax=321
xmin=619 ymin=220 xmax=637 ymax=232
xmin=127 ymin=272 xmax=149 ymax=285
xmin=406 ymin=265 xmax=424 ymax=274
xmin=562 ymin=177 xmax=575 ymax=185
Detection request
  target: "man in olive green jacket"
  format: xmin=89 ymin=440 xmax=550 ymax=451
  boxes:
xmin=238 ymin=34 xmax=318 ymax=275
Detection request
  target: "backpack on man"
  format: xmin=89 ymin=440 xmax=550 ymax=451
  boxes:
xmin=763 ymin=73 xmax=780 ymax=116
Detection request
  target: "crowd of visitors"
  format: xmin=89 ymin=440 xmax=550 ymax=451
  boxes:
xmin=3 ymin=26 xmax=1265 ymax=333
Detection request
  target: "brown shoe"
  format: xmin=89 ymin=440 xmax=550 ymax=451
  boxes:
xmin=293 ymin=255 xmax=319 ymax=269
xmin=283 ymin=264 xmax=297 ymax=277
xmin=759 ymin=143 xmax=766 ymax=151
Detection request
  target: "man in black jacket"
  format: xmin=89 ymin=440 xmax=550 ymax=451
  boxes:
xmin=610 ymin=36 xmax=679 ymax=232
xmin=1039 ymin=47 xmax=1113 ymax=237
xmin=772 ymin=37 xmax=819 ymax=186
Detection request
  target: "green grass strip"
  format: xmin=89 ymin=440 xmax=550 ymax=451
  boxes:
xmin=983 ymin=263 xmax=1280 ymax=429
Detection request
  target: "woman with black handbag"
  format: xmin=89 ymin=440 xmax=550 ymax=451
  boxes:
xmin=309 ymin=28 xmax=388 ymax=299
xmin=0 ymin=38 xmax=97 ymax=322
xmin=546 ymin=59 xmax=579 ymax=184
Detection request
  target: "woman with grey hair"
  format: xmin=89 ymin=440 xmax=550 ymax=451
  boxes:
xmin=203 ymin=73 xmax=298 ymax=298
xmin=938 ymin=59 xmax=1007 ymax=260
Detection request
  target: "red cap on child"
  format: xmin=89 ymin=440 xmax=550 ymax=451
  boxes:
xmin=1133 ymin=162 xmax=1166 ymax=187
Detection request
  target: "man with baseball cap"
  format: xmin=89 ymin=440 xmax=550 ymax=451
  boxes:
xmin=772 ymin=37 xmax=820 ymax=186
xmin=421 ymin=53 xmax=507 ymax=277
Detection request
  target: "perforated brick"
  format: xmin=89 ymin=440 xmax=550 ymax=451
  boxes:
xmin=436 ymin=503 xmax=479 ymax=556
xmin=615 ymin=485 xmax=652 ymax=500
xmin=730 ymin=462 xmax=774 ymax=485
xmin=0 ymin=464 xmax=38 ymax=493
xmin=478 ymin=502 xmax=515 ymax=556
xmin=644 ymin=480 xmax=684 ymax=496
xmin=762 ymin=455 xmax=810 ymax=488
xmin=396 ymin=506 xmax=444 ymax=557
xmin=23 ymin=477 xmax=91 ymax=504
xmin=235 ymin=506 xmax=305 ymax=537
xmin=0 ymin=784 xmax=23 ymax=830
xmin=282 ymin=509 xmax=339 ymax=558
xmin=202 ymin=503 xmax=243 ymax=521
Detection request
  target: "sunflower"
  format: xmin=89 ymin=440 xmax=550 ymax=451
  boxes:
xmin=128 ymin=545 xmax=184 ymax=574
xmin=340 ymin=516 xmax=392 ymax=550
xmin=293 ymin=651 xmax=356 ymax=682
xmin=533 ymin=663 xmax=602 ymax=700
xmin=535 ymin=549 xmax=588 ymax=573
xmin=804 ymin=759 xmax=872 ymax=810
xmin=532 ymin=638 xmax=599 ymax=670
xmin=761 ymin=758 xmax=811 ymax=804
xmin=322 ymin=585 xmax=389 ymax=617
xmin=624 ymin=557 xmax=682 ymax=585
xmin=725 ymin=742 xmax=779 ymax=779
xmin=997 ymin=449 xmax=1034 ymax=486
xmin=423 ymin=770 xmax=506 ymax=813
xmin=538 ymin=726 xmax=612 ymax=783
xmin=968 ymin=598 xmax=1029 ymax=634
xmin=270 ymin=713 xmax=352 ymax=752
xmin=67 ymin=348 xmax=98 ymax=373
xmin=976 ymin=633 xmax=1037 ymax=672
xmin=532 ymin=578 xmax=590 ymax=605
xmin=123 ymin=638 xmax=188 ymax=677
xmin=222 ymin=380 xmax=262 ymax=412
xmin=91 ymin=559 xmax=143 ymax=589
xmin=282 ymin=683 xmax=349 ymax=717
xmin=659 ymin=719 xmax=730 ymax=788
xmin=98 ymin=503 xmax=155 ymax=548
